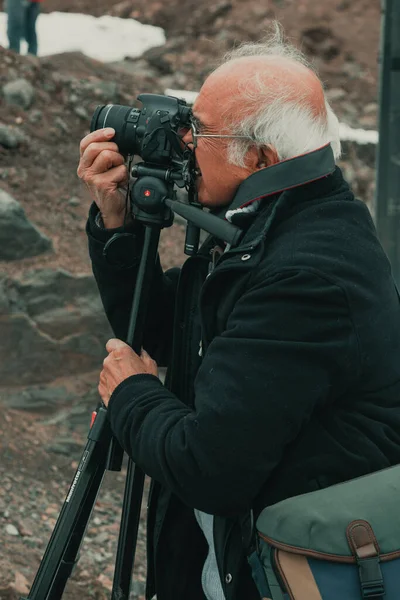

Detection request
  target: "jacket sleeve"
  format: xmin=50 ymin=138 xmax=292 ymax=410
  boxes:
xmin=86 ymin=203 xmax=180 ymax=366
xmin=107 ymin=268 xmax=359 ymax=514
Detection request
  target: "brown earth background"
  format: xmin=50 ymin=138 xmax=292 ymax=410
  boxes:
xmin=0 ymin=1 xmax=381 ymax=598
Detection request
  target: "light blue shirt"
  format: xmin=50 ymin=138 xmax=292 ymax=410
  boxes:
xmin=194 ymin=510 xmax=226 ymax=600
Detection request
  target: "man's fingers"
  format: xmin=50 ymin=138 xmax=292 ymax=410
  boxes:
xmin=79 ymin=128 xmax=115 ymax=157
xmin=99 ymin=369 xmax=108 ymax=389
xmin=79 ymin=148 xmax=125 ymax=179
xmin=78 ymin=141 xmax=120 ymax=172
xmin=141 ymin=349 xmax=158 ymax=373
xmin=98 ymin=377 xmax=109 ymax=405
xmin=91 ymin=151 xmax=126 ymax=179
xmin=106 ymin=338 xmax=130 ymax=353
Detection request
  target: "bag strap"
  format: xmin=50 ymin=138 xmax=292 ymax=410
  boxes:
xmin=240 ymin=511 xmax=275 ymax=599
xmin=347 ymin=521 xmax=385 ymax=600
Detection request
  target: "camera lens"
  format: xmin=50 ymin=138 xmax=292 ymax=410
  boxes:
xmin=90 ymin=104 xmax=142 ymax=156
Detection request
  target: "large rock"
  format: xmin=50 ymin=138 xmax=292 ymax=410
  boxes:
xmin=0 ymin=313 xmax=64 ymax=385
xmin=1 ymin=384 xmax=76 ymax=410
xmin=0 ymin=189 xmax=53 ymax=260
xmin=0 ymin=374 xmax=102 ymax=436
xmin=2 ymin=78 xmax=35 ymax=110
xmin=0 ymin=123 xmax=26 ymax=149
xmin=0 ymin=269 xmax=113 ymax=386
xmin=11 ymin=268 xmax=112 ymax=339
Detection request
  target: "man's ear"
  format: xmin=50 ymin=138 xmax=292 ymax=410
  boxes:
xmin=246 ymin=145 xmax=279 ymax=171
xmin=256 ymin=145 xmax=279 ymax=169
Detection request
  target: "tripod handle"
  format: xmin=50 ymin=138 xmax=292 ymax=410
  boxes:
xmin=165 ymin=199 xmax=242 ymax=246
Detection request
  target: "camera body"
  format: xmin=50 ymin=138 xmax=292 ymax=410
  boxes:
xmin=91 ymin=93 xmax=192 ymax=165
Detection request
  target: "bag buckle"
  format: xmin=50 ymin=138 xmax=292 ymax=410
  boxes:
xmin=357 ymin=556 xmax=385 ymax=599
xmin=361 ymin=583 xmax=385 ymax=599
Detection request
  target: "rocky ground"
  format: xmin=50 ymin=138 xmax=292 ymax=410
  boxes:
xmin=0 ymin=0 xmax=381 ymax=598
xmin=0 ymin=405 xmax=149 ymax=599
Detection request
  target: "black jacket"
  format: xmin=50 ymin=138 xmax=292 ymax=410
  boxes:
xmin=87 ymin=165 xmax=400 ymax=600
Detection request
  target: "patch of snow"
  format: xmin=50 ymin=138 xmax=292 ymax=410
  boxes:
xmin=0 ymin=11 xmax=165 ymax=62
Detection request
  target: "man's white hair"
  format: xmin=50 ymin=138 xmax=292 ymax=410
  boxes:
xmin=219 ymin=23 xmax=341 ymax=166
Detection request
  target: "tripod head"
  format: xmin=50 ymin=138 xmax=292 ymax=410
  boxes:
xmin=130 ymin=162 xmax=243 ymax=247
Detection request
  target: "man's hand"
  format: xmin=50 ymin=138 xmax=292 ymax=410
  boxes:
xmin=77 ymin=128 xmax=129 ymax=229
xmin=99 ymin=339 xmax=158 ymax=407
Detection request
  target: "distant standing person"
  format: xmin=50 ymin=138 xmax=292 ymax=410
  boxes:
xmin=5 ymin=0 xmax=42 ymax=56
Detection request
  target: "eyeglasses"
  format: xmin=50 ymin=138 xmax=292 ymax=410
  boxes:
xmin=190 ymin=119 xmax=253 ymax=149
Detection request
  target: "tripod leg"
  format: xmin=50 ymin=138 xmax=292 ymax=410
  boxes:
xmin=112 ymin=225 xmax=161 ymax=599
xmin=21 ymin=408 xmax=113 ymax=600
xmin=44 ymin=459 xmax=106 ymax=600
xmin=111 ymin=461 xmax=145 ymax=599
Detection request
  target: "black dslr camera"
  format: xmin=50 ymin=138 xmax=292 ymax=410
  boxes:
xmin=90 ymin=93 xmax=204 ymax=254
xmin=91 ymin=93 xmax=191 ymax=161
xmin=91 ymin=93 xmax=195 ymax=189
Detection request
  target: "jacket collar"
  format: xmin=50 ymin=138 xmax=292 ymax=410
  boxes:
xmin=229 ymin=164 xmax=350 ymax=253
xmin=205 ymin=145 xmax=343 ymax=257
xmin=228 ymin=144 xmax=336 ymax=213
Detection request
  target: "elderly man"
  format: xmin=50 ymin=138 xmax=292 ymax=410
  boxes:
xmin=78 ymin=26 xmax=400 ymax=600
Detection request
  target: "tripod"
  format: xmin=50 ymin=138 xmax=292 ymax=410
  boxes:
xmin=21 ymin=167 xmax=242 ymax=600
